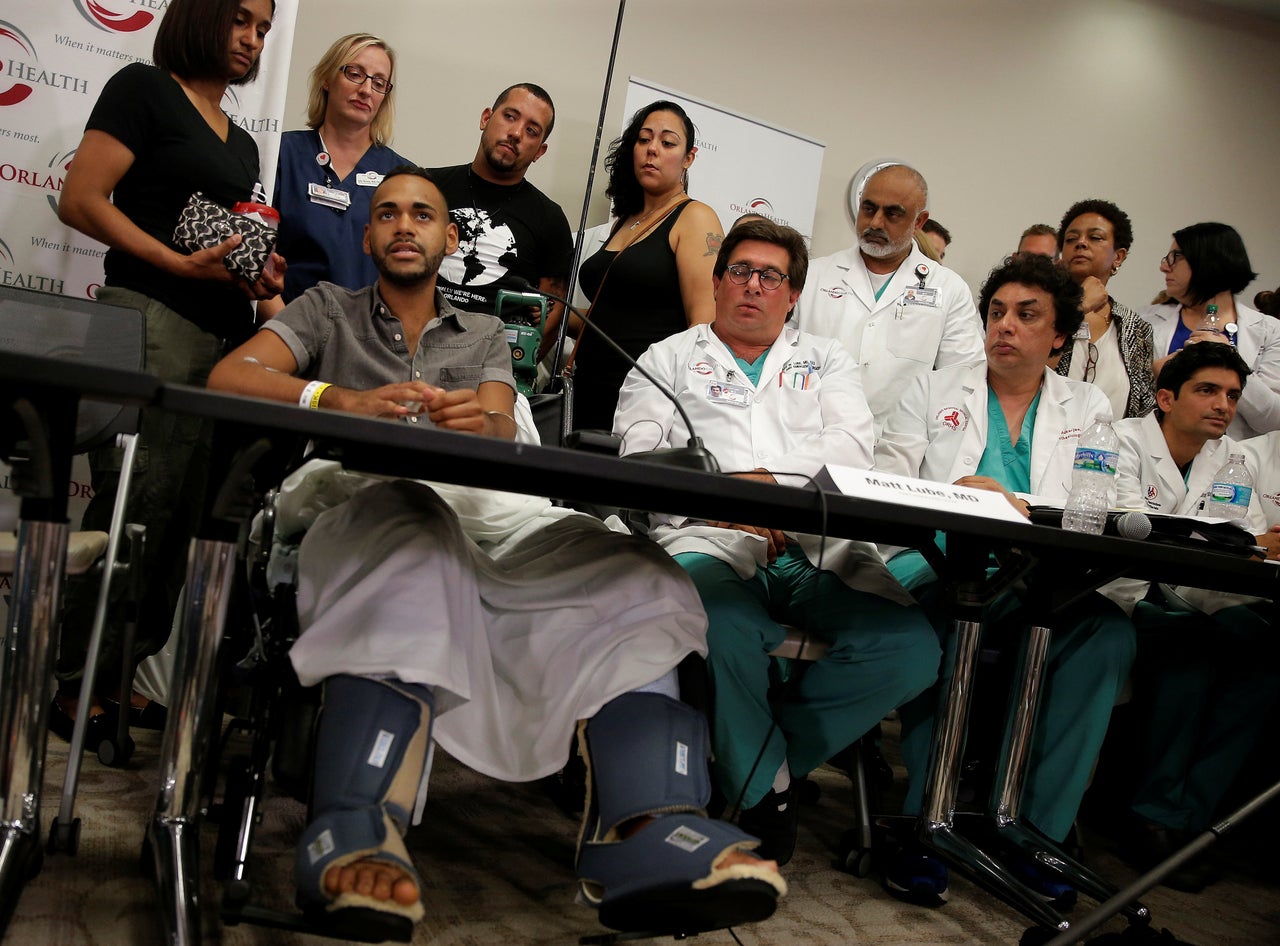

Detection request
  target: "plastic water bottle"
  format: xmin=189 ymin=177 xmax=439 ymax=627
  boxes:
xmin=1197 ymin=302 xmax=1222 ymax=336
xmin=1201 ymin=452 xmax=1253 ymax=520
xmin=1062 ymin=415 xmax=1119 ymax=535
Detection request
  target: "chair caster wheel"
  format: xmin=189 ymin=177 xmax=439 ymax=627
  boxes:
xmin=47 ymin=816 xmax=81 ymax=855
xmin=837 ymin=829 xmax=874 ymax=877
xmin=98 ymin=733 xmax=135 ymax=767
xmin=840 ymin=845 xmax=873 ymax=878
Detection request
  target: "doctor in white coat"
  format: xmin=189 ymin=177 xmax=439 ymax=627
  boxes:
xmin=614 ymin=219 xmax=940 ymax=866
xmin=1107 ymin=343 xmax=1277 ymax=892
xmin=792 ymin=159 xmax=984 ymax=435
xmin=1240 ymin=429 xmax=1280 ymax=552
xmin=873 ymin=254 xmax=1135 ymax=905
xmin=1141 ymin=221 xmax=1280 ymax=440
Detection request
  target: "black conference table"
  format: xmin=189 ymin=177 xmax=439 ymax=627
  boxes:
xmin=4 ymin=350 xmax=1277 ymax=945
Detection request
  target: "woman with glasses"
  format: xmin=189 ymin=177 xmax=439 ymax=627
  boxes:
xmin=259 ymin=33 xmax=406 ymax=317
xmin=1053 ymin=199 xmax=1155 ymax=418
xmin=1143 ymin=222 xmax=1280 ymax=439
xmin=570 ymin=100 xmax=724 ymax=431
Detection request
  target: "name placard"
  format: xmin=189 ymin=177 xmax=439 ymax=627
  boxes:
xmin=820 ymin=465 xmax=1031 ymax=525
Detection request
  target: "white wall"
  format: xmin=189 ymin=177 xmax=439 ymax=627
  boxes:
xmin=280 ymin=0 xmax=1280 ymax=308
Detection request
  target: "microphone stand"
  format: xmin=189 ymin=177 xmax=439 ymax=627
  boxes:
xmin=508 ymin=283 xmax=718 ymax=473
xmin=548 ymin=0 xmax=628 ymax=400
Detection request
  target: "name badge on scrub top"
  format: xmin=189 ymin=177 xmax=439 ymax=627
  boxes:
xmin=706 ymin=381 xmax=751 ymax=407
xmin=355 ymin=171 xmax=385 ymax=187
xmin=308 ymin=182 xmax=352 ymax=210
xmin=901 ymin=286 xmax=939 ymax=307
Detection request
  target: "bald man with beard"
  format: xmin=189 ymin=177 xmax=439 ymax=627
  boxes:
xmin=794 ymin=160 xmax=983 ymax=437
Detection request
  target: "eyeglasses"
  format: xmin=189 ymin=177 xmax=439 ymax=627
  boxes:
xmin=1160 ymin=250 xmax=1184 ymax=269
xmin=1083 ymin=341 xmax=1099 ymax=383
xmin=724 ymin=263 xmax=788 ymax=291
xmin=339 ymin=64 xmax=393 ymax=95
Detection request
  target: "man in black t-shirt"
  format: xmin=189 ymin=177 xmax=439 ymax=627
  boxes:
xmin=429 ymin=83 xmax=572 ymax=340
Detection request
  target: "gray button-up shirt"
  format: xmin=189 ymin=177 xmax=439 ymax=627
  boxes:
xmin=266 ymin=282 xmax=516 ymax=398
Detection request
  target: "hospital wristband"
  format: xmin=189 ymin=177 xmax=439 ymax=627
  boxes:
xmin=299 ymin=381 xmax=331 ymax=409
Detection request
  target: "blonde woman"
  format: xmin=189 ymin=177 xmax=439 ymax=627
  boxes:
xmin=262 ymin=33 xmax=406 ymax=315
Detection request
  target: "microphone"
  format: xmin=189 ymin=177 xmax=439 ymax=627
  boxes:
xmin=503 ymin=278 xmax=720 ymax=473
xmin=1112 ymin=510 xmax=1152 ymax=541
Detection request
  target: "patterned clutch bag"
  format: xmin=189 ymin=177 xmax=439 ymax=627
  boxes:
xmin=173 ymin=192 xmax=277 ymax=283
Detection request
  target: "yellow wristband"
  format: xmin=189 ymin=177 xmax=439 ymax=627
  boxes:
xmin=299 ymin=380 xmax=331 ymax=409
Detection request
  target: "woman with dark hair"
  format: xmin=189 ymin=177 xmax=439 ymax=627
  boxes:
xmin=1141 ymin=222 xmax=1280 ymax=438
xmin=1054 ymin=199 xmax=1155 ymax=418
xmin=258 ymin=32 xmax=406 ymax=317
xmin=54 ymin=0 xmax=283 ymax=743
xmin=571 ymin=100 xmax=723 ymax=431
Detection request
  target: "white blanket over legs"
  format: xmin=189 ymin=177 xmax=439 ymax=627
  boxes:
xmin=285 ymin=467 xmax=708 ymax=782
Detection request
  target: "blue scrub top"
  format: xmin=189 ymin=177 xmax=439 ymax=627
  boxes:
xmin=273 ymin=129 xmax=407 ymax=302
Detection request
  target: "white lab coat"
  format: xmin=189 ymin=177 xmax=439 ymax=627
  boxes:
xmin=793 ymin=242 xmax=985 ymax=434
xmin=1106 ymin=413 xmax=1266 ymax=615
xmin=1239 ymin=430 xmax=1280 ymax=528
xmin=613 ymin=321 xmax=913 ymax=606
xmin=1139 ymin=301 xmax=1280 ymax=440
xmin=875 ymin=362 xmax=1112 ymax=500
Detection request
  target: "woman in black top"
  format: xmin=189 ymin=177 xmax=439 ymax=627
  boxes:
xmin=572 ymin=100 xmax=723 ymax=432
xmin=53 ymin=0 xmax=284 ymax=743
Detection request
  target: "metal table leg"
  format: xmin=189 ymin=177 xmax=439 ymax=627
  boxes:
xmin=0 ymin=519 xmax=68 ymax=934
xmin=990 ymin=622 xmax=1149 ymax=924
xmin=147 ymin=537 xmax=237 ymax=946
xmin=917 ymin=611 xmax=1072 ymax=933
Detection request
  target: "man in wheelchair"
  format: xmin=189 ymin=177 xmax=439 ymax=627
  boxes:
xmin=207 ymin=166 xmax=785 ymax=936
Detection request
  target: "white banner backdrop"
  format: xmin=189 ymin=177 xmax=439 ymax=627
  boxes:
xmin=0 ymin=0 xmax=296 ymax=606
xmin=621 ymin=76 xmax=825 ymax=239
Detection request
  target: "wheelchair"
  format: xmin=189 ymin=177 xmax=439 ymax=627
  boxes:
xmin=178 ymin=429 xmax=783 ymax=945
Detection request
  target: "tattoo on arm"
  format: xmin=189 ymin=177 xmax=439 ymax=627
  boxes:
xmin=703 ymin=231 xmax=723 ymax=257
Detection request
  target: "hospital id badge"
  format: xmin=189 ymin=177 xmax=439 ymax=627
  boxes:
xmin=308 ymin=182 xmax=351 ymax=210
xmin=706 ymin=380 xmax=751 ymax=407
xmin=902 ymin=286 xmax=939 ymax=307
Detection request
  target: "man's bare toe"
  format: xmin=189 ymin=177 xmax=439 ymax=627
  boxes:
xmin=323 ymin=859 xmax=419 ymax=905
xmin=716 ymin=849 xmax=779 ymax=873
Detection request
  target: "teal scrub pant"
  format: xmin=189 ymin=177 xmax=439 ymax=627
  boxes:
xmin=891 ymin=552 xmax=1136 ymax=842
xmin=675 ymin=548 xmax=940 ymax=811
xmin=1129 ymin=600 xmax=1278 ymax=833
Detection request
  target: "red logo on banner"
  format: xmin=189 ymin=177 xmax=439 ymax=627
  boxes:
xmin=74 ymin=0 xmax=155 ymax=34
xmin=0 ymin=22 xmax=37 ymax=107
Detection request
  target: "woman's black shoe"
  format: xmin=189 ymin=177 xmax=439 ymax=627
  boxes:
xmin=101 ymin=695 xmax=168 ymax=731
xmin=47 ymin=694 xmax=109 ymax=752
xmin=738 ymin=785 xmax=800 ymax=866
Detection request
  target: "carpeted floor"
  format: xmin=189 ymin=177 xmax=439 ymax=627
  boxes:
xmin=7 ymin=727 xmax=1280 ymax=946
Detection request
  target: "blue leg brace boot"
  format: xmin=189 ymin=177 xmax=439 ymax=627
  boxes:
xmin=294 ymin=674 xmax=433 ymax=935
xmin=576 ymin=692 xmax=787 ymax=934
